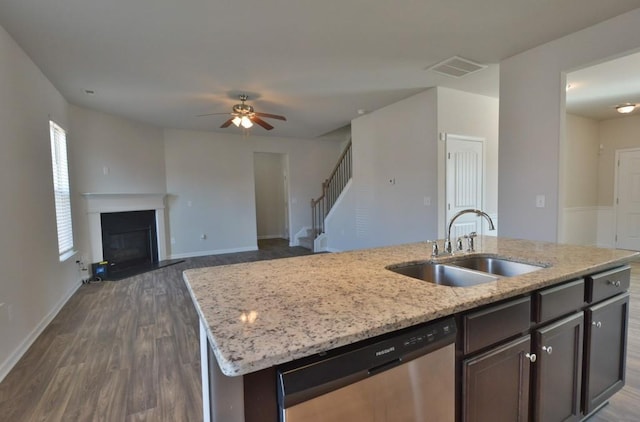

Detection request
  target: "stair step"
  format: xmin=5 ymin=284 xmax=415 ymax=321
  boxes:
xmin=298 ymin=236 xmax=314 ymax=251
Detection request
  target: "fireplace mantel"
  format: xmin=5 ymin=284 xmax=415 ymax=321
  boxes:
xmin=82 ymin=193 xmax=167 ymax=263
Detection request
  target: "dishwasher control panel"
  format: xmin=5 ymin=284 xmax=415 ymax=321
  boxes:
xmin=278 ymin=317 xmax=457 ymax=409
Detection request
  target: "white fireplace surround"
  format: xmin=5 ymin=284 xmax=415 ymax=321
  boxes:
xmin=82 ymin=193 xmax=168 ymax=263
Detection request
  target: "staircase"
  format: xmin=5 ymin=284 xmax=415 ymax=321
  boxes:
xmin=308 ymin=140 xmax=352 ymax=251
xmin=297 ymin=228 xmax=315 ymax=251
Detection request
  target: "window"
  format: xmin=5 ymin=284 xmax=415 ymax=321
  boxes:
xmin=49 ymin=121 xmax=74 ymax=260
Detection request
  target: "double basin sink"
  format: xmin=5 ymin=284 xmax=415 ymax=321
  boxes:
xmin=387 ymin=256 xmax=545 ymax=287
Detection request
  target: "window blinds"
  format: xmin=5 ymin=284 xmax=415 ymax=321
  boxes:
xmin=49 ymin=121 xmax=74 ymax=259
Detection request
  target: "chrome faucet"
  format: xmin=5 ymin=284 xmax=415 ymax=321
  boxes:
xmin=445 ymin=209 xmax=495 ymax=253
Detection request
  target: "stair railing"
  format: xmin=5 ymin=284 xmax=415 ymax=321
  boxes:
xmin=311 ymin=140 xmax=352 ymax=239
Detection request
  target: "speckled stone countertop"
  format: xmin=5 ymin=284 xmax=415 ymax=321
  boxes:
xmin=183 ymin=237 xmax=638 ymax=376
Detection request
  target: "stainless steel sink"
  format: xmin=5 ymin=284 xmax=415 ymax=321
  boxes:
xmin=388 ymin=262 xmax=498 ymax=287
xmin=448 ymin=256 xmax=543 ymax=277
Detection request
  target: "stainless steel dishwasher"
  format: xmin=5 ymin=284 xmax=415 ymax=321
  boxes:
xmin=277 ymin=317 xmax=456 ymax=422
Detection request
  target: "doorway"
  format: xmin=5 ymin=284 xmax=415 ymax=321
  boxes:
xmin=445 ymin=134 xmax=486 ymax=239
xmin=253 ymin=152 xmax=289 ymax=244
xmin=614 ymin=148 xmax=640 ymax=250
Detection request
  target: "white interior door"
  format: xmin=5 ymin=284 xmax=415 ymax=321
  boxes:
xmin=615 ymin=149 xmax=640 ymax=250
xmin=445 ymin=135 xmax=485 ymax=240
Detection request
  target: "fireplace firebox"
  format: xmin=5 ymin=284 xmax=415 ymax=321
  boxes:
xmin=100 ymin=210 xmax=158 ymax=277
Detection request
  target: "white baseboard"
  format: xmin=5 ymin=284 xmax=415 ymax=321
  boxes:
xmin=0 ymin=280 xmax=82 ymax=383
xmin=168 ymin=246 xmax=258 ymax=259
xmin=325 ymin=247 xmax=342 ymax=253
xmin=257 ymin=235 xmax=284 ymax=240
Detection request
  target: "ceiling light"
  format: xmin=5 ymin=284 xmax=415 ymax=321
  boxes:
xmin=240 ymin=116 xmax=253 ymax=129
xmin=616 ymin=104 xmax=637 ymax=114
xmin=232 ymin=116 xmax=242 ymax=127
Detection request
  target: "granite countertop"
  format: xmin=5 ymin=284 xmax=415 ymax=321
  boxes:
xmin=183 ymin=237 xmax=638 ymax=376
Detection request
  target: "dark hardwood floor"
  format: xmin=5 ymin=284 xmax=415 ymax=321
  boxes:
xmin=0 ymin=242 xmax=637 ymax=421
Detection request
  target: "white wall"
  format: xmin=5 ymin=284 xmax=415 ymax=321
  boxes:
xmin=164 ymin=129 xmax=339 ymax=258
xmin=254 ymin=152 xmax=286 ymax=239
xmin=437 ymin=87 xmax=500 ymax=236
xmin=327 ymin=89 xmax=439 ymax=251
xmin=0 ymin=25 xmax=79 ymax=381
xmin=499 ymin=8 xmax=640 ymax=242
xmin=68 ymin=105 xmax=166 ymax=262
xmin=327 ymin=87 xmax=499 ymax=251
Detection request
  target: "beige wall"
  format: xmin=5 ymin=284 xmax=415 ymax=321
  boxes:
xmin=564 ymin=114 xmax=599 ymax=208
xmin=598 ymin=114 xmax=640 ymax=206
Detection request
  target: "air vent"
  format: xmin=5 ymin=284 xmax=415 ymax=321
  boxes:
xmin=427 ymin=56 xmax=487 ymax=78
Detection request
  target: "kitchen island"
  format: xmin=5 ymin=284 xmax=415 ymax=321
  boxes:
xmin=183 ymin=237 xmax=638 ymax=421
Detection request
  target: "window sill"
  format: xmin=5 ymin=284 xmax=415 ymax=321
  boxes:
xmin=59 ymin=249 xmax=78 ymax=262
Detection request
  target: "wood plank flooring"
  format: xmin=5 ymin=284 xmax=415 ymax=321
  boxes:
xmin=0 ymin=239 xmax=312 ymax=422
xmin=0 ymin=241 xmax=638 ymax=421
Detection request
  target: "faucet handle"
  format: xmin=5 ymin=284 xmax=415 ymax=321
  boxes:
xmin=444 ymin=239 xmax=452 ymax=254
xmin=466 ymin=232 xmax=477 ymax=251
xmin=456 ymin=237 xmax=464 ymax=251
xmin=428 ymin=240 xmax=439 ymax=257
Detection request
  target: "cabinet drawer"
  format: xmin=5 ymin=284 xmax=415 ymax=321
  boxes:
xmin=586 ymin=266 xmax=630 ymax=303
xmin=463 ymin=296 xmax=531 ymax=355
xmin=534 ymin=279 xmax=585 ymax=323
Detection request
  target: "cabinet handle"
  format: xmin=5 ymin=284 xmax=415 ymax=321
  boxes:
xmin=525 ymin=353 xmax=537 ymax=363
xmin=607 ymin=280 xmax=621 ymax=287
xmin=542 ymin=346 xmax=552 ymax=355
xmin=592 ymin=321 xmax=602 ymax=328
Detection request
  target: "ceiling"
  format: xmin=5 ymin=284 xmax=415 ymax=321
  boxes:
xmin=566 ymin=51 xmax=640 ymax=120
xmin=0 ymin=1 xmax=639 ymax=139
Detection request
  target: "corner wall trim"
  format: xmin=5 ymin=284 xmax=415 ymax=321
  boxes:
xmin=0 ymin=280 xmax=82 ymax=383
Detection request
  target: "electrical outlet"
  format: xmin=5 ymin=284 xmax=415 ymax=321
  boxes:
xmin=171 ymin=237 xmax=176 ymax=245
xmin=424 ymin=196 xmax=431 ymax=206
xmin=536 ymin=195 xmax=546 ymax=208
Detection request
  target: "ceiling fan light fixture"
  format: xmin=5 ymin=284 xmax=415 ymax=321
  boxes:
xmin=616 ymin=104 xmax=636 ymax=114
xmin=240 ymin=116 xmax=253 ymax=128
xmin=232 ymin=116 xmax=242 ymax=127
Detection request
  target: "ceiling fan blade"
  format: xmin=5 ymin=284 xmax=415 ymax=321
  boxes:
xmin=220 ymin=118 xmax=234 ymax=128
xmin=197 ymin=112 xmax=231 ymax=117
xmin=252 ymin=116 xmax=274 ymax=130
xmin=255 ymin=112 xmax=286 ymax=121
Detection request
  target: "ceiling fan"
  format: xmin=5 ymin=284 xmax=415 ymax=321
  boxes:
xmin=199 ymin=94 xmax=286 ymax=130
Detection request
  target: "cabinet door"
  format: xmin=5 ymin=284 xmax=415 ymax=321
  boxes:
xmin=583 ymin=293 xmax=630 ymax=414
xmin=463 ymin=335 xmax=531 ymax=422
xmin=533 ymin=312 xmax=583 ymax=422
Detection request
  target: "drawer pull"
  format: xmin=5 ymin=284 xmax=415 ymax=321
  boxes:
xmin=607 ymin=280 xmax=621 ymax=288
xmin=525 ymin=353 xmax=537 ymax=363
xmin=592 ymin=321 xmax=602 ymax=328
xmin=542 ymin=346 xmax=552 ymax=355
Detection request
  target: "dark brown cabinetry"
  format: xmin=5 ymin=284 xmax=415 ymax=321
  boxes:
xmin=463 ymin=335 xmax=531 ymax=422
xmin=532 ymin=312 xmax=583 ymax=422
xmin=458 ymin=265 xmax=630 ymax=422
xmin=583 ymin=293 xmax=630 ymax=415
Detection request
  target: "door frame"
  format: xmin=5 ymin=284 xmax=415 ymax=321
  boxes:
xmin=613 ymin=147 xmax=640 ymax=249
xmin=443 ymin=133 xmax=487 ymax=237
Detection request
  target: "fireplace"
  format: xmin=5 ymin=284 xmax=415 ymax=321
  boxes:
xmin=82 ymin=193 xmax=169 ymax=278
xmin=101 ymin=210 xmax=158 ymax=276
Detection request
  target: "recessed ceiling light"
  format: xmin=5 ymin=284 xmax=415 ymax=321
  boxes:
xmin=357 ymin=109 xmax=366 ymax=115
xmin=616 ymin=104 xmax=637 ymax=114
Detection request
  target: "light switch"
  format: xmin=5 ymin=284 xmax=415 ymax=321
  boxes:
xmin=536 ymin=195 xmax=545 ymax=208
